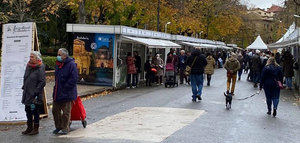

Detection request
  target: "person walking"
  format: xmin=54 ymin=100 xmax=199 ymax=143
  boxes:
xmin=144 ymin=57 xmax=154 ymax=86
xmin=260 ymin=57 xmax=283 ymax=117
xmin=52 ymin=48 xmax=78 ymax=135
xmin=237 ymin=53 xmax=244 ymax=80
xmin=251 ymin=50 xmax=262 ymax=88
xmin=134 ymin=51 xmax=141 ymax=87
xmin=224 ymin=53 xmax=240 ymax=95
xmin=178 ymin=50 xmax=188 ymax=84
xmin=126 ymin=52 xmax=137 ymax=88
xmin=154 ymin=54 xmax=164 ymax=85
xmin=187 ymin=48 xmax=207 ymax=102
xmin=204 ymin=53 xmax=215 ymax=86
xmin=21 ymin=51 xmax=46 ymax=135
xmin=282 ymin=51 xmax=294 ymax=90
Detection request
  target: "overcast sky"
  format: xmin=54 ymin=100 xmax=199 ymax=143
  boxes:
xmin=241 ymin=0 xmax=285 ymax=10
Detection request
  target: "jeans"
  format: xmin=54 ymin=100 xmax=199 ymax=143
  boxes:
xmin=190 ymin=74 xmax=204 ymax=99
xmin=253 ymin=71 xmax=260 ymax=84
xmin=285 ymin=77 xmax=292 ymax=88
xmin=25 ymin=104 xmax=40 ymax=124
xmin=52 ymin=101 xmax=72 ymax=131
xmin=266 ymin=96 xmax=279 ymax=110
xmin=238 ymin=69 xmax=243 ymax=78
xmin=127 ymin=74 xmax=137 ymax=87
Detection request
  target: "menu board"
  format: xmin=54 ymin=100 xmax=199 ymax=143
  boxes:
xmin=0 ymin=22 xmax=33 ymax=121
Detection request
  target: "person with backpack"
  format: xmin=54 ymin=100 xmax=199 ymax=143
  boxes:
xmin=224 ymin=53 xmax=240 ymax=95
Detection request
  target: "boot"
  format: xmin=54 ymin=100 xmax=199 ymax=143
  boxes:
xmin=273 ymin=109 xmax=277 ymax=117
xmin=28 ymin=123 xmax=39 ymax=135
xmin=22 ymin=122 xmax=33 ymax=135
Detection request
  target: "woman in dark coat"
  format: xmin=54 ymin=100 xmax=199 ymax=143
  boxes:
xmin=260 ymin=57 xmax=283 ymax=117
xmin=282 ymin=51 xmax=294 ymax=90
xmin=22 ymin=51 xmax=46 ymax=135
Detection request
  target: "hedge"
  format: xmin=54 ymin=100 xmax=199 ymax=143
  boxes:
xmin=42 ymin=56 xmax=56 ymax=70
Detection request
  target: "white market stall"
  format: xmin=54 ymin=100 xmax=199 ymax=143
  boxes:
xmin=246 ymin=35 xmax=268 ymax=50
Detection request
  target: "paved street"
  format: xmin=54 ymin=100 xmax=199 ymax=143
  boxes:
xmin=0 ymin=68 xmax=299 ymax=143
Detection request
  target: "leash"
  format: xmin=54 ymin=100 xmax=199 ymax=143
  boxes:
xmin=234 ymin=90 xmax=262 ymax=101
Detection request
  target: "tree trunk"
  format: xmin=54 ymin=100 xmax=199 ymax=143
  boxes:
xmin=78 ymin=0 xmax=86 ymax=24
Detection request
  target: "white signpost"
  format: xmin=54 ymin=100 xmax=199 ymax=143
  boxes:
xmin=0 ymin=22 xmax=34 ymax=122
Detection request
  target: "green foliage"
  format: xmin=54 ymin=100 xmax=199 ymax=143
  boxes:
xmin=42 ymin=56 xmax=57 ymax=70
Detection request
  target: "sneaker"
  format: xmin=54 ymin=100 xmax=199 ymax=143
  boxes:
xmin=126 ymin=87 xmax=130 ymax=89
xmin=192 ymin=98 xmax=196 ymax=102
xmin=53 ymin=128 xmax=61 ymax=134
xmin=267 ymin=111 xmax=271 ymax=115
xmin=59 ymin=130 xmax=69 ymax=135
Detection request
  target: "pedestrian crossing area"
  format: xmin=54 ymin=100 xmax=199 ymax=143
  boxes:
xmin=61 ymin=107 xmax=205 ymax=142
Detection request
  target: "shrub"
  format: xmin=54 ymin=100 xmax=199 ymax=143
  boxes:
xmin=42 ymin=56 xmax=57 ymax=70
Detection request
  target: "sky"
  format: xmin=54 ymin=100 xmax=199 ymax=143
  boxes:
xmin=241 ymin=0 xmax=285 ymax=10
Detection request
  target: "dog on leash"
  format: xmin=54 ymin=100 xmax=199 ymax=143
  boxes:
xmin=224 ymin=92 xmax=233 ymax=109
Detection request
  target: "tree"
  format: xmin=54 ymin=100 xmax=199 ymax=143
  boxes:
xmin=0 ymin=0 xmax=65 ymax=23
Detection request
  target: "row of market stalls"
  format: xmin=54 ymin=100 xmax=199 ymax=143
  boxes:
xmin=66 ymin=24 xmax=234 ymax=87
xmin=246 ymin=22 xmax=299 ymax=91
xmin=268 ymin=22 xmax=300 ymax=91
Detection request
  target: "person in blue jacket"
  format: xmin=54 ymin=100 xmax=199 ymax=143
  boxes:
xmin=52 ymin=48 xmax=78 ymax=135
xmin=260 ymin=57 xmax=283 ymax=117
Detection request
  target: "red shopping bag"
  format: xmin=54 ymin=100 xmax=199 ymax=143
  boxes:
xmin=71 ymin=96 xmax=86 ymax=121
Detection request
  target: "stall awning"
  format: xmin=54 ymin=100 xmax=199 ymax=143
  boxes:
xmin=123 ymin=36 xmax=181 ymax=48
xmin=199 ymin=44 xmax=218 ymax=49
xmin=181 ymin=42 xmax=201 ymax=47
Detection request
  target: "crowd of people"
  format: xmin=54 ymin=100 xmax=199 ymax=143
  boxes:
xmin=21 ymin=47 xmax=298 ymax=136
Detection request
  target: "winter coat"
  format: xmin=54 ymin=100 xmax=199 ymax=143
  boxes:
xmin=282 ymin=52 xmax=294 ymax=77
xmin=53 ymin=57 xmax=78 ymax=103
xmin=251 ymin=54 xmax=262 ymax=72
xmin=178 ymin=55 xmax=188 ymax=70
xmin=187 ymin=49 xmax=207 ymax=75
xmin=135 ymin=55 xmax=142 ymax=73
xmin=127 ymin=56 xmax=137 ymax=74
xmin=204 ymin=56 xmax=215 ymax=75
xmin=154 ymin=57 xmax=164 ymax=76
xmin=22 ymin=64 xmax=46 ymax=105
xmin=260 ymin=64 xmax=283 ymax=99
xmin=224 ymin=57 xmax=240 ymax=74
xmin=237 ymin=55 xmax=244 ymax=69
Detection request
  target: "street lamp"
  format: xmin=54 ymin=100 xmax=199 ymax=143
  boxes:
xmin=165 ymin=22 xmax=171 ymax=33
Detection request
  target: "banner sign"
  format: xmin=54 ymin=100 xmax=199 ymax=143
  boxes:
xmin=0 ymin=22 xmax=34 ymax=121
xmin=73 ymin=33 xmax=114 ymax=86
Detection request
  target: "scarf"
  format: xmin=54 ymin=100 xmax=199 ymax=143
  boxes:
xmin=56 ymin=61 xmax=64 ymax=69
xmin=27 ymin=60 xmax=42 ymax=68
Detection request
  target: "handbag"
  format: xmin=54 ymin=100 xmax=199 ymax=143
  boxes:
xmin=185 ymin=57 xmax=197 ymax=76
xmin=276 ymin=80 xmax=284 ymax=89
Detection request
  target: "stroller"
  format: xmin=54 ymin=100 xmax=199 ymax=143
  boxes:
xmin=165 ymin=62 xmax=178 ymax=88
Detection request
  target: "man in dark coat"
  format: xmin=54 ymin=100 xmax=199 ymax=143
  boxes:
xmin=52 ymin=48 xmax=78 ymax=135
xmin=187 ymin=48 xmax=207 ymax=102
xmin=251 ymin=50 xmax=262 ymax=88
xmin=134 ymin=51 xmax=141 ymax=87
xmin=282 ymin=51 xmax=294 ymax=89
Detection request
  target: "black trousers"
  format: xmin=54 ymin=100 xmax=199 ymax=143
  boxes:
xmin=25 ymin=104 xmax=40 ymax=124
xmin=207 ymin=74 xmax=212 ymax=84
xmin=179 ymin=69 xmax=188 ymax=84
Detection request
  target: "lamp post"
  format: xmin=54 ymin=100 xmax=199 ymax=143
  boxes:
xmin=165 ymin=22 xmax=171 ymax=33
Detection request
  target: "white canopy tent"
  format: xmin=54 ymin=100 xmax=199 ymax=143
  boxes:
xmin=276 ymin=22 xmax=295 ymax=43
xmin=246 ymin=35 xmax=268 ymax=50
